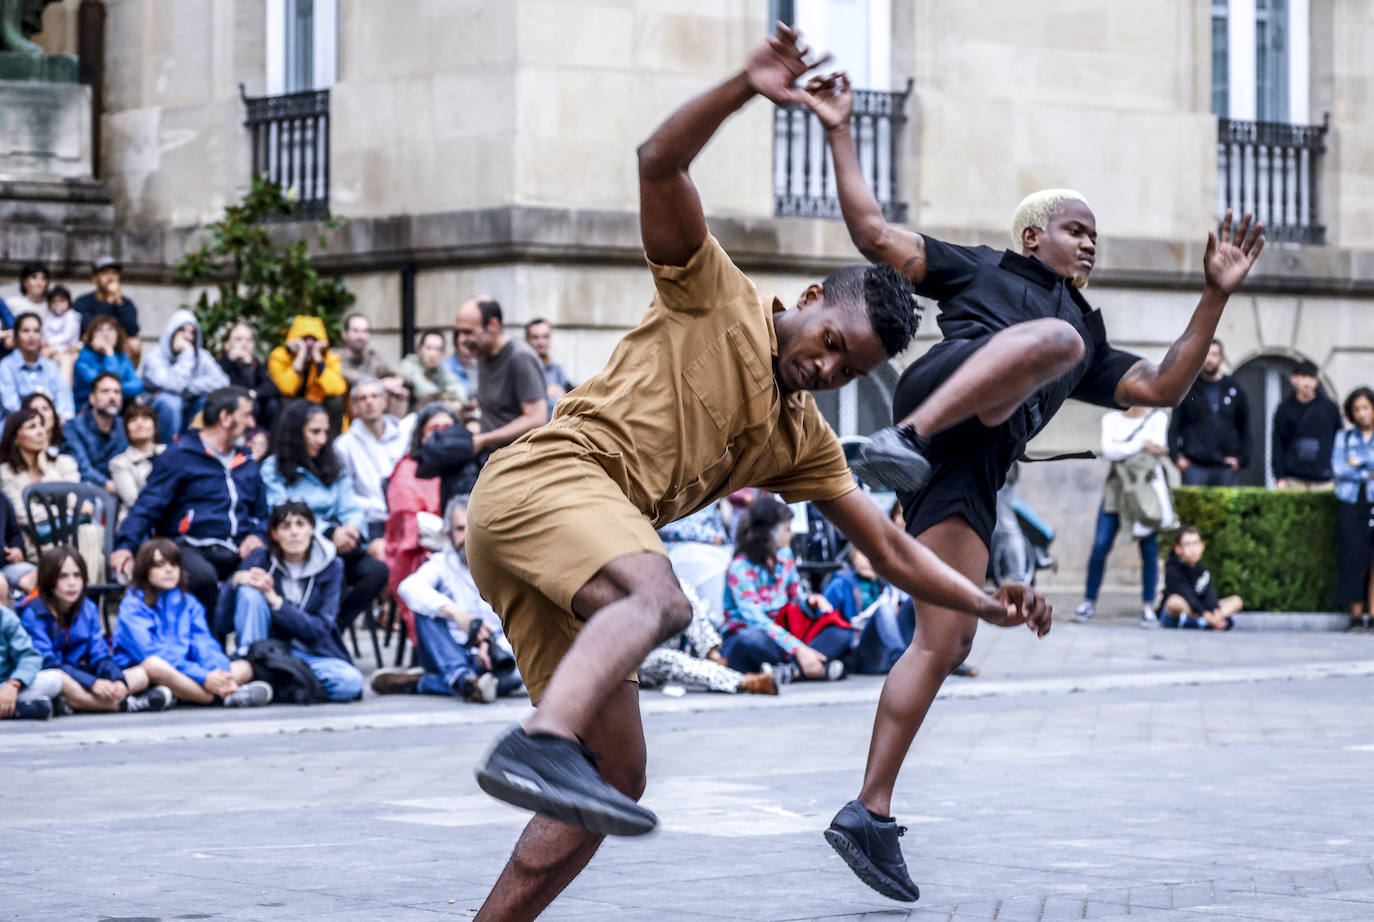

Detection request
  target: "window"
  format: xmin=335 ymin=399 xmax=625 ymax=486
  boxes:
xmin=266 ymin=0 xmax=337 ymax=95
xmin=1211 ymin=0 xmax=1229 ymax=117
xmin=1211 ymin=0 xmax=1306 ymax=122
xmin=1255 ymin=0 xmax=1289 ymax=122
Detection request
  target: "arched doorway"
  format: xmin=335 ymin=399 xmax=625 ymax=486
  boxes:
xmin=1231 ymin=352 xmax=1332 ymax=488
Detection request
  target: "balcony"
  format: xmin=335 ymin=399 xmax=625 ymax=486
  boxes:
xmin=241 ymin=86 xmax=331 ymax=220
xmin=773 ymin=80 xmax=911 ymax=223
xmin=1217 ymin=114 xmax=1328 ymax=245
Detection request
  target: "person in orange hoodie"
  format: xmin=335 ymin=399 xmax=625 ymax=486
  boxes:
xmin=268 ymin=315 xmax=348 ymax=431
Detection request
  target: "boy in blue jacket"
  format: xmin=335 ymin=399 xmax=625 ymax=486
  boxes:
xmin=0 ymin=603 xmax=61 ymax=720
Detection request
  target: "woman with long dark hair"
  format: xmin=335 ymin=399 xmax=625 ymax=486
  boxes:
xmin=720 ymin=497 xmax=851 ymax=680
xmin=21 ymin=391 xmax=64 ymax=451
xmin=18 ymin=546 xmax=172 ymax=713
xmin=1335 ymin=386 xmax=1374 ymax=627
xmin=260 ymin=400 xmax=388 ymax=631
xmin=0 ymin=407 xmax=79 ymax=530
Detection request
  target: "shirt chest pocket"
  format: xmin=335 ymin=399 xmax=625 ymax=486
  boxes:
xmin=682 ymin=323 xmax=771 ymax=430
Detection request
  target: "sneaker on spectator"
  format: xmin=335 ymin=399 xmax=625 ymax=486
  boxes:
xmin=463 ymin=672 xmax=498 ymax=704
xmin=736 ymin=672 xmax=779 ymax=695
xmin=474 ymin=724 xmax=659 ymax=837
xmin=14 ymin=697 xmax=52 ymax=720
xmin=123 ymin=686 xmax=177 ymax=713
xmin=825 ymin=658 xmax=847 ymax=681
xmin=952 ymin=662 xmax=979 ymax=678
xmin=223 ymin=680 xmax=273 ymax=708
xmin=370 ymin=667 xmax=424 ymax=696
xmin=824 ymin=798 xmax=920 ymax=902
xmin=760 ymin=661 xmax=798 ymax=686
xmin=1072 ymin=601 xmax=1095 ymax=623
xmin=1139 ymin=608 xmax=1161 ymax=629
xmin=50 ymin=693 xmax=74 ymax=717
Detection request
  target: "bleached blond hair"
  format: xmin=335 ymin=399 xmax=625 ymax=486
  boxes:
xmin=1011 ymin=189 xmax=1091 ymax=251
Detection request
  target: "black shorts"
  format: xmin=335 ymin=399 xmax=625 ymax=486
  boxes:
xmin=891 ymin=336 xmax=1036 ymax=550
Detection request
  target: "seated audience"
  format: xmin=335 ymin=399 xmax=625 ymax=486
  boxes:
xmin=339 ymin=313 xmax=409 ymax=416
xmin=1159 ymin=525 xmax=1243 ymax=630
xmin=823 ymin=545 xmax=909 ymax=675
xmin=22 ymin=391 xmax=63 ymax=452
xmin=109 ymin=402 xmax=165 ymax=520
xmin=0 ymin=492 xmax=35 ymax=599
xmin=384 ymin=403 xmax=455 ymax=637
xmin=111 ymin=387 xmax=267 ymax=619
xmin=639 ymin=579 xmax=777 ymax=696
xmin=267 ymin=315 xmax=348 ymax=432
xmin=74 ymin=314 xmax=142 ymax=406
xmin=524 ymin=317 xmax=576 ymax=402
xmin=261 ymin=400 xmax=388 ymax=631
xmin=0 ymin=408 xmax=81 ymax=532
xmin=143 ymin=309 xmax=229 ymax=437
xmin=40 ymin=285 xmax=82 ymax=386
xmin=1334 ymin=386 xmax=1374 ymax=627
xmin=216 ymin=501 xmax=363 ymax=702
xmin=0 ymin=602 xmax=61 ymax=720
xmin=19 ymin=547 xmax=173 ymax=713
xmin=335 ymin=378 xmax=410 ymax=551
xmin=373 ymin=495 xmax=520 ymax=703
xmin=63 ymin=373 xmax=128 ymax=494
xmin=0 ymin=313 xmax=75 ymax=421
xmin=112 ymin=538 xmax=271 ymax=707
xmin=217 ymin=321 xmax=281 ymax=431
xmin=721 ymin=498 xmax=850 ymax=680
xmin=400 ymin=330 xmax=466 ymax=407
xmin=74 ymin=258 xmax=141 ymax=363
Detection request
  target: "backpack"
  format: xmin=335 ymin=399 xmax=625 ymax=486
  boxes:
xmin=244 ymin=638 xmax=328 ymax=705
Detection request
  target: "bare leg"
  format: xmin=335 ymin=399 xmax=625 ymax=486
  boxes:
xmin=122 ymin=666 xmax=150 ymax=694
xmin=1162 ymin=594 xmax=1191 ymax=619
xmin=59 ymin=673 xmax=120 ymax=712
xmin=903 ymin=319 xmax=1086 ymax=435
xmin=229 ymin=659 xmax=255 ymax=685
xmin=16 ymin=568 xmax=35 ymax=594
xmin=523 ymin=552 xmax=690 ymax=740
xmin=140 ymin=656 xmax=216 ymax=704
xmin=857 ymin=518 xmax=987 ymax=816
xmin=475 ymin=681 xmax=646 ymax=922
xmin=1217 ymin=595 xmax=1244 ymax=619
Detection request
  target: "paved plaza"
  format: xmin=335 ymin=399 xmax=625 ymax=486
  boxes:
xmin=5 ymin=621 xmax=1374 ymax=921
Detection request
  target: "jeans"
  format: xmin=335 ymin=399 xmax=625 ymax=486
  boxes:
xmin=150 ymin=391 xmax=205 ymax=438
xmin=720 ymin=624 xmax=854 ymax=674
xmin=412 ymin=613 xmax=521 ymax=698
xmin=232 ymin=585 xmax=363 ymax=701
xmin=1083 ymin=504 xmax=1160 ymax=606
xmin=1180 ymin=464 xmax=1239 ymax=486
xmin=854 ymin=602 xmax=910 ymax=675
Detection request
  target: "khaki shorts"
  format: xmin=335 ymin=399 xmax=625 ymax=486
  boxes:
xmin=466 ymin=429 xmax=666 ymax=703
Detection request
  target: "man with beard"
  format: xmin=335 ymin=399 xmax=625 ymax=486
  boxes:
xmin=62 ymin=372 xmax=128 ymax=495
xmin=1169 ymin=339 xmax=1251 ymax=485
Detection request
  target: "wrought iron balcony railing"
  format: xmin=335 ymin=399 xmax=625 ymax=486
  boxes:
xmin=241 ymin=86 xmax=331 ymax=220
xmin=1217 ymin=114 xmax=1329 ymax=245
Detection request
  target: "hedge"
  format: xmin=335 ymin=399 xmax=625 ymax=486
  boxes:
xmin=1166 ymin=487 xmax=1340 ymax=612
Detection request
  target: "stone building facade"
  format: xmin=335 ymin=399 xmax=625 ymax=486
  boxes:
xmin=10 ymin=0 xmax=1374 ymax=592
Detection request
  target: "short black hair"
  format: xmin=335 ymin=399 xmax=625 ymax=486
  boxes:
xmin=203 ymin=386 xmax=252 ymax=429
xmin=1176 ymin=524 xmax=1202 ymax=543
xmin=821 ymin=263 xmax=921 ymax=357
xmin=47 ymin=285 xmax=71 ymax=304
xmin=18 ymin=262 xmax=47 ymax=291
xmin=90 ymin=371 xmax=123 ymax=394
xmin=1344 ymin=386 xmax=1374 ymax=426
xmin=477 ymin=298 xmax=503 ymax=326
xmin=1292 ymin=360 xmax=1319 ymax=378
xmin=524 ymin=317 xmax=549 ymax=335
xmin=416 ymin=329 xmax=446 ymax=350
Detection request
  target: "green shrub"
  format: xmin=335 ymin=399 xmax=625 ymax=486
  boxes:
xmin=1166 ymin=487 xmax=1339 ymax=612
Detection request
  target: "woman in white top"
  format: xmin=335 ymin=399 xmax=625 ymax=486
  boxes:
xmin=1074 ymin=405 xmax=1172 ymax=627
xmin=108 ymin=402 xmax=166 ymax=521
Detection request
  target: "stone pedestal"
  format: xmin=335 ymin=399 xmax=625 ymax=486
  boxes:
xmin=0 ymin=78 xmax=92 ymax=178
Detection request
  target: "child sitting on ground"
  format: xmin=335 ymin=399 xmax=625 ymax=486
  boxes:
xmin=1159 ymin=525 xmax=1243 ymax=630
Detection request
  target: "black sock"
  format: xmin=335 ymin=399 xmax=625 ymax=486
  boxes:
xmin=866 ymin=807 xmax=895 ymax=823
xmin=897 ymin=424 xmax=930 ymax=453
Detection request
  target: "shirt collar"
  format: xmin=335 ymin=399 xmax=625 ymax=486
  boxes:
xmin=765 ymin=297 xmax=808 ymax=412
xmin=999 ymin=250 xmax=1097 ymax=314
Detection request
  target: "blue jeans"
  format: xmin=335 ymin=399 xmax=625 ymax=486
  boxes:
xmin=412 ymin=613 xmax=521 ymax=698
xmin=233 ymin=585 xmax=363 ymax=702
xmin=150 ymin=391 xmax=205 ymax=438
xmin=720 ymin=624 xmax=854 ymax=674
xmin=1083 ymin=504 xmax=1159 ymax=606
xmin=854 ymin=601 xmax=911 ymax=675
xmin=1180 ymin=464 xmax=1238 ymax=487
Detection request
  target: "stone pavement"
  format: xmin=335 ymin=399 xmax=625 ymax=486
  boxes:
xmin=5 ymin=623 xmax=1374 ymax=921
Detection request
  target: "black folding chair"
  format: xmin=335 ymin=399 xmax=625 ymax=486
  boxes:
xmin=23 ymin=482 xmax=121 ymax=635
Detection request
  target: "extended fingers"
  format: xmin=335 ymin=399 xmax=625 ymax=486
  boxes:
xmin=1242 ymin=218 xmax=1265 ymax=255
xmin=1232 ymin=211 xmax=1254 ymax=245
xmin=1218 ymin=209 xmax=1234 ymax=243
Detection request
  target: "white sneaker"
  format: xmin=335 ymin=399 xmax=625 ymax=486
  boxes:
xmin=463 ymin=671 xmax=498 ymax=704
xmin=1072 ymin=601 xmax=1095 ymax=623
xmin=1138 ymin=609 xmax=1161 ymax=629
xmin=223 ymin=680 xmax=274 ymax=707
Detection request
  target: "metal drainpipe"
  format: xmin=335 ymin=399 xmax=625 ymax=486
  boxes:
xmin=400 ymin=261 xmax=417 ymax=358
xmin=77 ymin=0 xmax=106 ymax=179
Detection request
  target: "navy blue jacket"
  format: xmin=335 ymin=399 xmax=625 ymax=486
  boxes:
xmin=215 ymin=543 xmax=350 ymax=663
xmin=73 ymin=291 xmax=140 ymax=337
xmin=63 ymin=407 xmax=128 ymax=485
xmin=115 ymin=429 xmax=268 ymax=554
xmin=0 ymin=491 xmax=24 ymax=552
xmin=18 ymin=595 xmax=124 ymax=690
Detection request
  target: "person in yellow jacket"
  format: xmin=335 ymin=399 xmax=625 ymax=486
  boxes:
xmin=268 ymin=315 xmax=348 ymax=430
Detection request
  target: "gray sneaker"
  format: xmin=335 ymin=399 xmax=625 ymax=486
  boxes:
xmin=1072 ymin=601 xmax=1096 ymax=623
xmin=850 ymin=426 xmax=932 ymax=494
xmin=222 ymin=680 xmax=274 ymax=708
xmin=1139 ymin=609 xmax=1161 ymax=629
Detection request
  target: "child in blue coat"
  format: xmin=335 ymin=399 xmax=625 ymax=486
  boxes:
xmin=112 ymin=538 xmax=273 ymax=707
xmin=19 ymin=546 xmax=174 ymax=713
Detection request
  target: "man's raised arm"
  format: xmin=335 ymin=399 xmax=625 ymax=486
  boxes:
xmin=1114 ymin=211 xmax=1265 ymax=408
xmin=801 ymin=73 xmax=928 ymax=283
xmin=638 ymin=24 xmax=825 ymax=266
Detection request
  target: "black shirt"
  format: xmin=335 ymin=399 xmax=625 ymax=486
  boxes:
xmin=1271 ymin=392 xmax=1341 ymax=481
xmin=73 ymin=291 xmax=140 ymax=337
xmin=914 ymin=236 xmax=1143 ymax=439
xmin=1167 ymin=374 xmax=1250 ymax=468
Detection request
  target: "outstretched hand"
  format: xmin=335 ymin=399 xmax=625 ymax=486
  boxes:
xmin=801 ymin=71 xmax=853 ymax=131
xmin=989 ymin=583 xmax=1053 ymax=637
xmin=746 ymin=22 xmax=831 ymax=107
xmin=1204 ymin=209 xmax=1265 ymax=295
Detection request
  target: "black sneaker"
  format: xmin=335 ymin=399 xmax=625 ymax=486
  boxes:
xmin=14 ymin=697 xmax=52 ymax=721
xmin=123 ymin=686 xmax=177 ymax=713
xmin=474 ymin=725 xmax=659 ymax=837
xmin=824 ymin=799 xmax=920 ymax=902
xmin=850 ymin=426 xmax=932 ymax=494
xmin=50 ymin=693 xmax=74 ymax=717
